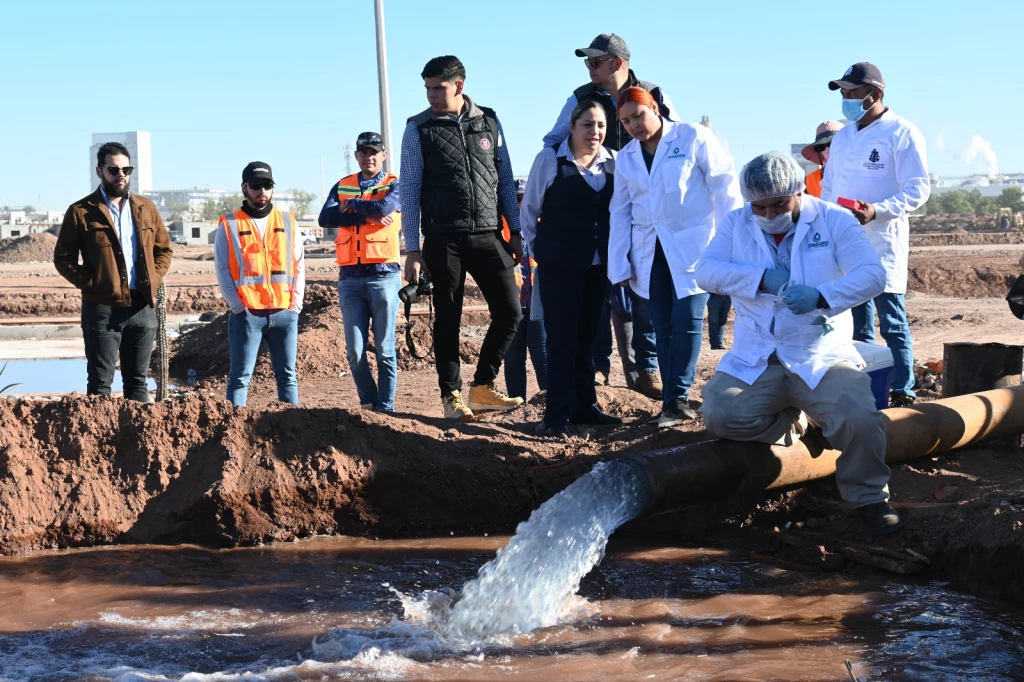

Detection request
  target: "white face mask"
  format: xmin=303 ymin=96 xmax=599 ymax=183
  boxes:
xmin=753 ymin=211 xmax=795 ymax=234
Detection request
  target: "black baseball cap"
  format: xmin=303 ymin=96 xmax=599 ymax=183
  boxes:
xmin=575 ymin=33 xmax=630 ymax=61
xmin=356 ymin=131 xmax=385 ymax=153
xmin=829 ymin=62 xmax=886 ymax=91
xmin=242 ymin=161 xmax=274 ymax=184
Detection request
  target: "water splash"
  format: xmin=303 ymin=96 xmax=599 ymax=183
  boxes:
xmin=445 ymin=460 xmax=651 ymax=640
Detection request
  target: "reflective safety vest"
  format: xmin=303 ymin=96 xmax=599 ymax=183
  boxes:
xmin=806 ymin=168 xmax=824 ymax=199
xmin=334 ymin=172 xmax=402 ymax=266
xmin=220 ymin=208 xmax=297 ymax=310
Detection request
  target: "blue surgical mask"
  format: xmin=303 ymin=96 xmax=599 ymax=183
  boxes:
xmin=842 ymin=95 xmax=870 ymax=122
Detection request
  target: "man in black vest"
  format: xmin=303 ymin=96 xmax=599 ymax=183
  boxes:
xmin=400 ymin=55 xmax=524 ymax=421
xmin=543 ymin=33 xmax=677 ymax=152
xmin=544 ymin=33 xmax=675 ymax=402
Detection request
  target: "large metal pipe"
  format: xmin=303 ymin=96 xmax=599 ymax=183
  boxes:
xmin=620 ymin=385 xmax=1024 ymax=516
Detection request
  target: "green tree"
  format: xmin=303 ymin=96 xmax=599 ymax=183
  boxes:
xmin=939 ymin=190 xmax=974 ymax=215
xmin=287 ymin=189 xmax=317 ymax=217
xmin=215 ymin=194 xmax=242 ymax=219
xmin=997 ymin=187 xmax=1024 ymax=213
xmin=167 ymin=202 xmax=190 ymax=221
xmin=22 ymin=205 xmax=36 ymax=215
xmin=201 ymin=199 xmax=221 ymax=221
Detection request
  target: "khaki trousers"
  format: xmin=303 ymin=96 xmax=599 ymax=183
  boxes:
xmin=700 ymin=360 xmax=890 ymax=507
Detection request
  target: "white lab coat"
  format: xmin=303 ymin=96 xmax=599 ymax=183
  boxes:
xmin=695 ymin=195 xmax=886 ymax=390
xmin=821 ymin=110 xmax=930 ymax=294
xmin=608 ymin=120 xmax=742 ymax=299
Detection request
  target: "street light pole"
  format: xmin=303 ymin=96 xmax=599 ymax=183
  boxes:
xmin=374 ymin=0 xmax=394 ymax=173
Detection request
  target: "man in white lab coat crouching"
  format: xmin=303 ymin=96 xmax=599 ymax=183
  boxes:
xmin=696 ymin=152 xmax=902 ymax=535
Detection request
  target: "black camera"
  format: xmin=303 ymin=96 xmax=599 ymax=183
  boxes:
xmin=399 ymin=274 xmax=433 ymax=305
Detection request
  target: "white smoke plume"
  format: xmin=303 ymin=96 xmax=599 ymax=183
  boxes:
xmin=959 ymin=135 xmax=999 ymax=177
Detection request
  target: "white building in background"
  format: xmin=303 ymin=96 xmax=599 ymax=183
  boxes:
xmin=90 ymin=132 xmax=153 ymax=195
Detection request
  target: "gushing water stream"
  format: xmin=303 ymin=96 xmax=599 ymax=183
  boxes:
xmin=445 ymin=460 xmax=650 ymax=640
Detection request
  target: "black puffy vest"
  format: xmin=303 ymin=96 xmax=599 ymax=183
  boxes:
xmin=533 ymin=155 xmax=614 ymax=268
xmin=574 ymin=71 xmax=670 ymax=152
xmin=412 ymin=101 xmax=501 ymax=236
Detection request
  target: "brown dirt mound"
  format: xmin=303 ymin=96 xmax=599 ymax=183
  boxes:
xmin=911 ymin=232 xmax=1024 ymax=247
xmin=167 ymin=283 xmax=483 ymax=380
xmin=0 ymin=285 xmax=227 ymax=317
xmin=907 ymin=262 xmax=1017 ymax=297
xmin=0 ymin=232 xmax=58 ymax=264
xmin=1 ymin=390 xmax=1022 ymax=605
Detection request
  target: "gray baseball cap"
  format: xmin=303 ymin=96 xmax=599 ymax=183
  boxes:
xmin=575 ymin=33 xmax=630 ymax=61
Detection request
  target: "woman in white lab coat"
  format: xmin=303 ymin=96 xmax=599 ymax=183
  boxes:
xmin=607 ymin=87 xmax=742 ymax=426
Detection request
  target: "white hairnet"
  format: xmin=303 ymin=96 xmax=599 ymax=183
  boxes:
xmin=739 ymin=152 xmax=806 ymax=202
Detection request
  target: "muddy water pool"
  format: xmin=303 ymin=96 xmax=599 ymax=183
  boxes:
xmin=0 ymin=536 xmax=1021 ymax=681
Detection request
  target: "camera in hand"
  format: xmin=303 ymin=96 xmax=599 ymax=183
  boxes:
xmin=399 ymin=274 xmax=433 ymax=305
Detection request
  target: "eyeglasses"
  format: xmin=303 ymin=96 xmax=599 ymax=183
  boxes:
xmin=813 ymin=143 xmax=831 ymax=153
xmin=247 ymin=181 xmax=274 ymax=191
xmin=584 ymin=56 xmax=614 ymax=70
xmin=105 ymin=166 xmax=134 ymax=176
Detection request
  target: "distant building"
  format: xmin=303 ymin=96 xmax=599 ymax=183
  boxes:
xmin=147 ymin=186 xmax=300 ymax=222
xmin=90 ymin=132 xmax=153 ymax=195
xmin=168 ymin=220 xmax=220 ymax=245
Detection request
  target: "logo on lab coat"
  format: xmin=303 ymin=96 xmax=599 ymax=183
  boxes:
xmin=808 ymin=231 xmax=830 ymax=249
xmin=863 ymin=148 xmax=885 ymax=171
xmin=666 ymin=147 xmax=686 ymax=160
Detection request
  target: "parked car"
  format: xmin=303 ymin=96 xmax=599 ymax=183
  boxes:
xmin=170 ymin=234 xmax=188 ymax=245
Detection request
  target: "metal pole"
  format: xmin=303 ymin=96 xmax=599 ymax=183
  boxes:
xmin=374 ymin=0 xmax=394 ymax=173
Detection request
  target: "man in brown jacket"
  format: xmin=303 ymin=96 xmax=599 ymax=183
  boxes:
xmin=54 ymin=141 xmax=173 ymax=401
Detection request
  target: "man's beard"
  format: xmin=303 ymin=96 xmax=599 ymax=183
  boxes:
xmin=101 ymin=178 xmax=128 ymax=199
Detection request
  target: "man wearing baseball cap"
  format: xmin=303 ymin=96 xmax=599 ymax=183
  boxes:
xmin=801 ymin=121 xmax=844 ymax=198
xmin=215 ymin=161 xmax=305 ymax=407
xmin=543 ymin=33 xmax=677 ymax=152
xmin=318 ymin=132 xmax=402 ymax=412
xmin=821 ymin=62 xmax=930 ymax=407
xmin=545 ymin=33 xmax=667 ymax=400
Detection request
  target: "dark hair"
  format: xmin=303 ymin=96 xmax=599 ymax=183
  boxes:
xmin=569 ymin=100 xmax=606 ymax=128
xmin=421 ymin=55 xmax=466 ymax=82
xmin=96 ymin=142 xmax=130 ymax=167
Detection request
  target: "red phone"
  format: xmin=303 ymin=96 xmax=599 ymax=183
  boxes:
xmin=837 ymin=197 xmax=864 ymax=211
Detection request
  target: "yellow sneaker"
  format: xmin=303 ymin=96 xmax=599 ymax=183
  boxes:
xmin=443 ymin=390 xmax=474 ymax=421
xmin=467 ymin=383 xmax=524 ymax=412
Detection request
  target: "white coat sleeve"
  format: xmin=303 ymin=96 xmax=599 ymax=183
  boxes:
xmin=871 ymin=127 xmax=931 ymax=222
xmin=698 ymin=129 xmax=744 ymax=230
xmin=214 ymin=223 xmax=246 ymax=314
xmin=520 ymin=148 xmax=556 ymax=260
xmin=290 ymin=214 xmax=306 ymax=313
xmin=695 ymin=208 xmax=763 ymax=298
xmin=542 ymin=95 xmax=577 ymax=148
xmin=815 ymin=211 xmax=886 ymax=313
xmin=820 ymin=148 xmax=835 ymax=203
xmin=607 ymin=162 xmax=634 ymax=285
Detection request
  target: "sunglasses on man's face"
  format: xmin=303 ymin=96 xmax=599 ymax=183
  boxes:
xmin=248 ymin=181 xmax=274 ymax=191
xmin=584 ymin=56 xmax=614 ymax=70
xmin=813 ymin=143 xmax=831 ymax=153
xmin=106 ymin=166 xmax=134 ymax=176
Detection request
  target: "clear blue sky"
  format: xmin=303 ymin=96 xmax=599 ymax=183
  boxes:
xmin=1 ymin=0 xmax=1020 ymax=211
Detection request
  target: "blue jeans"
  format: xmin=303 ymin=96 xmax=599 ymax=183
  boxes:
xmin=645 ymin=241 xmax=709 ymax=407
xmin=503 ymin=308 xmax=548 ymax=401
xmin=338 ymin=271 xmax=401 ymax=411
xmin=592 ymin=284 xmax=658 ymax=378
xmin=707 ymin=293 xmax=732 ymax=350
xmin=227 ymin=308 xmax=299 ymax=407
xmin=852 ymin=293 xmax=916 ymax=397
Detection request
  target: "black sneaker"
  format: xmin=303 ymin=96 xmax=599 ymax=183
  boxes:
xmin=649 ymin=399 xmax=697 ymax=428
xmin=889 ymin=393 xmax=916 ymax=408
xmin=569 ymin=405 xmax=623 ymax=426
xmin=856 ymin=502 xmax=904 ymax=535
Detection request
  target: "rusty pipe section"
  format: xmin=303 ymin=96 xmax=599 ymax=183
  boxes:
xmin=617 ymin=385 xmax=1024 ymax=516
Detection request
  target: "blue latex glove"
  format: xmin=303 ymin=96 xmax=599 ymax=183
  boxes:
xmin=762 ymin=268 xmax=790 ymax=295
xmin=781 ymin=285 xmax=820 ymax=315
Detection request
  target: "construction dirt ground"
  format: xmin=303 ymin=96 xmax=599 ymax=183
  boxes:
xmin=0 ymin=232 xmax=1022 ymax=607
